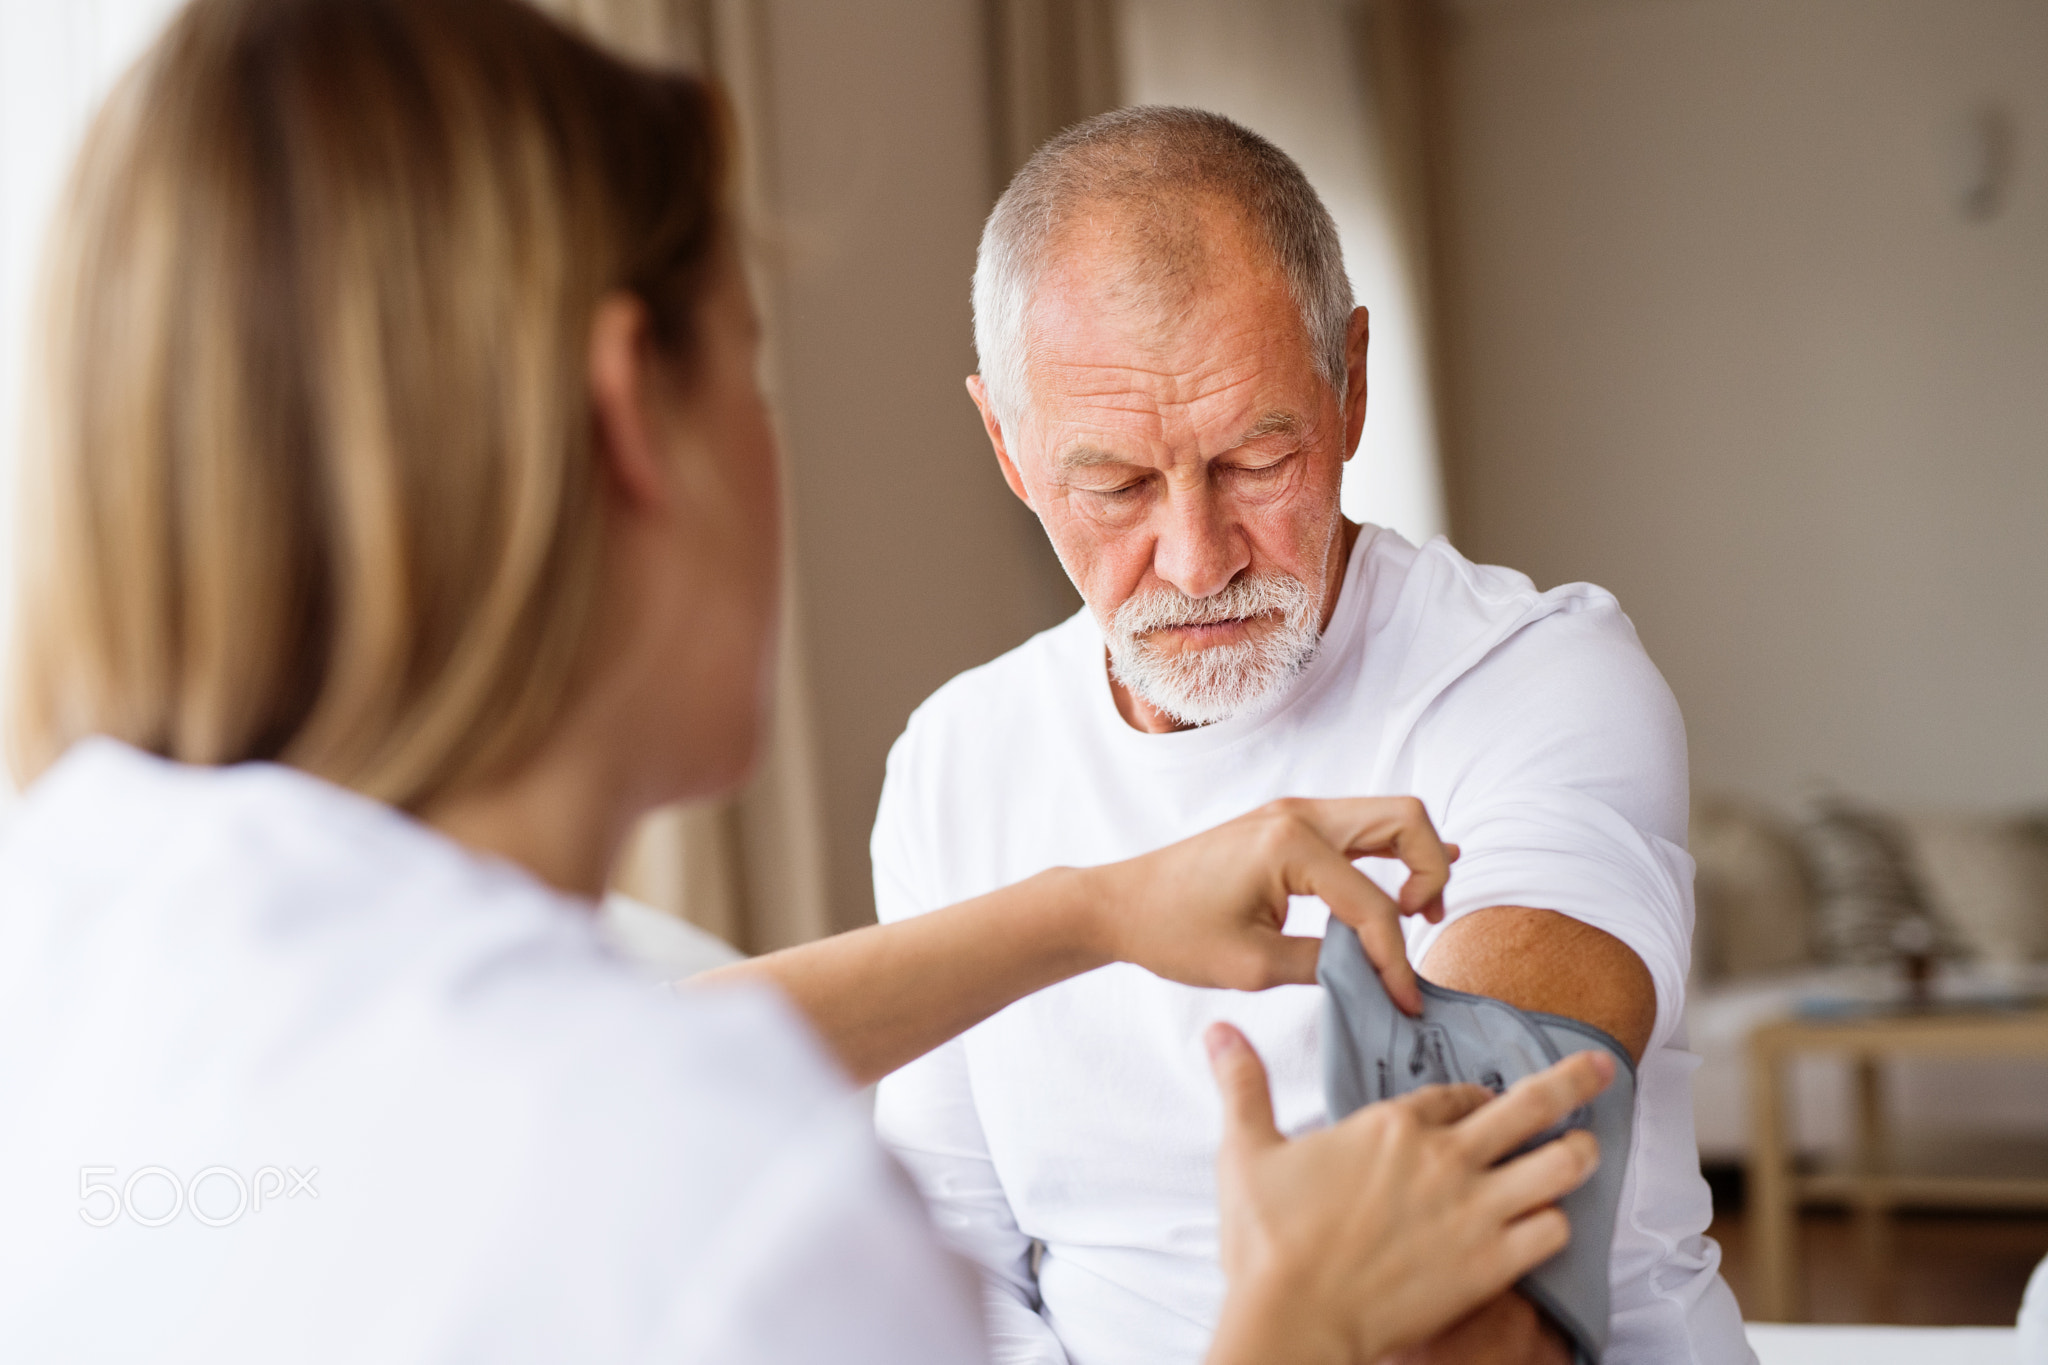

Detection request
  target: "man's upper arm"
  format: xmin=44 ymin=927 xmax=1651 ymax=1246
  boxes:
xmin=1418 ymin=906 xmax=1655 ymax=1062
xmin=1407 ymin=603 xmax=1694 ymax=1056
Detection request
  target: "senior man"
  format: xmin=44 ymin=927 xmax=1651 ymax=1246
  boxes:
xmin=872 ymin=108 xmax=1749 ymax=1365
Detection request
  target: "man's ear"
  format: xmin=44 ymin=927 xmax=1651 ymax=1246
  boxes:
xmin=1341 ymin=305 xmax=1371 ymax=462
xmin=967 ymin=374 xmax=1034 ymax=508
xmin=588 ymin=291 xmax=670 ymax=509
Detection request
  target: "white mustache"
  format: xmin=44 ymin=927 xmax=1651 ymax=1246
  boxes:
xmin=1110 ymin=573 xmax=1315 ymax=638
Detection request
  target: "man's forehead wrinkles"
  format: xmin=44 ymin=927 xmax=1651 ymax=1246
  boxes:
xmin=1035 ymin=326 xmax=1290 ymax=388
xmin=1020 ymin=258 xmax=1333 ymax=474
xmin=1034 ymin=362 xmax=1271 ymax=451
xmin=1038 ymin=358 xmax=1190 ymax=398
xmin=1044 ymin=356 xmax=1269 ymax=411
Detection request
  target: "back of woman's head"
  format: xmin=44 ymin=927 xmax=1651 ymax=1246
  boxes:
xmin=8 ymin=0 xmax=728 ymax=807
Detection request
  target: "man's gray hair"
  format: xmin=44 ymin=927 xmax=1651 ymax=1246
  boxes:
xmin=973 ymin=106 xmax=1353 ymax=433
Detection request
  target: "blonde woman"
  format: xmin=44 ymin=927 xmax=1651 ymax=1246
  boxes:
xmin=0 ymin=1 xmax=1608 ymax=1361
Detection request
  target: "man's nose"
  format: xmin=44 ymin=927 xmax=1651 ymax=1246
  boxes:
xmin=1151 ymin=485 xmax=1248 ymax=600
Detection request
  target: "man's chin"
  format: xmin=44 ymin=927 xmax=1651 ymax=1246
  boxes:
xmin=1124 ymin=665 xmax=1289 ymax=728
xmin=1109 ymin=613 xmax=1322 ymax=727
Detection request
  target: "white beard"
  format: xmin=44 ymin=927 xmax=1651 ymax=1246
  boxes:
xmin=1103 ymin=571 xmax=1323 ymax=727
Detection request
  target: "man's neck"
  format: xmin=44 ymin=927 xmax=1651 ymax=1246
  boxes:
xmin=1109 ymin=518 xmax=1363 ymax=734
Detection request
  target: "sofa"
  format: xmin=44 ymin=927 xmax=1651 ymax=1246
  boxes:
xmin=1684 ymin=794 xmax=2048 ymax=1163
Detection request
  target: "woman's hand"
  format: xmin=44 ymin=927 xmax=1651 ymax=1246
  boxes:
xmin=1089 ymin=797 xmax=1459 ymax=1014
xmin=1202 ymin=1025 xmax=1610 ymax=1365
xmin=699 ymin=795 xmax=1455 ymax=1085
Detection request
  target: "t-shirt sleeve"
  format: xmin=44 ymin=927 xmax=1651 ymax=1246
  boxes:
xmin=870 ymin=722 xmax=938 ymax=929
xmin=1401 ymin=602 xmax=1696 ymax=1049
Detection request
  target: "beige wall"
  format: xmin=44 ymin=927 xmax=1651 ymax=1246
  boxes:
xmin=1440 ymin=0 xmax=2048 ymax=813
xmin=759 ymin=0 xmax=1078 ymax=930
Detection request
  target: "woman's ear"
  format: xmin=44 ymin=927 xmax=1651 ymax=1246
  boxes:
xmin=587 ymin=291 xmax=670 ymax=509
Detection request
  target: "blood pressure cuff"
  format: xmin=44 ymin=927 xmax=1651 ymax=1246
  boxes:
xmin=1317 ymin=920 xmax=1637 ymax=1365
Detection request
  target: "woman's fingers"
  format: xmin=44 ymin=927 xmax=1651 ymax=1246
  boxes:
xmin=1202 ymin=1034 xmax=1600 ymax=1365
xmin=1417 ymin=842 xmax=1461 ymax=922
xmin=1492 ymin=1207 xmax=1574 ymax=1282
xmin=1266 ymin=797 xmax=1456 ymax=920
xmin=1206 ymin=1023 xmax=1283 ymax=1153
xmin=1295 ymin=839 xmax=1422 ymax=1014
xmin=1111 ymin=796 xmax=1458 ymax=998
xmin=1481 ymin=1129 xmax=1600 ymax=1222
xmin=1452 ymin=1050 xmax=1614 ymax=1164
xmin=1386 ymin=1082 xmax=1495 ymax=1128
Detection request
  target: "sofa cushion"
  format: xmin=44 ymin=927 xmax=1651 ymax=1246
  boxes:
xmin=1896 ymin=815 xmax=2048 ymax=966
xmin=1797 ymin=798 xmax=1966 ymax=966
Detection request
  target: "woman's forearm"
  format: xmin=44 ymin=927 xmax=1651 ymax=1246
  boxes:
xmin=692 ymin=867 xmax=1109 ymax=1086
xmin=688 ymin=797 xmax=1460 ymax=1087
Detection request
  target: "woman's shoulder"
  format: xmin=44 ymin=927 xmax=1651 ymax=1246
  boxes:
xmin=0 ymin=737 xmax=861 ymax=1156
xmin=0 ymin=742 xmax=979 ymax=1360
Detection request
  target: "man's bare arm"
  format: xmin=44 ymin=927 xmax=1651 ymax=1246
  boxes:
xmin=1418 ymin=906 xmax=1655 ymax=1063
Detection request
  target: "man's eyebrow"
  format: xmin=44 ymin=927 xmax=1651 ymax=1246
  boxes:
xmin=1054 ymin=445 xmax=1128 ymax=472
xmin=1238 ymin=410 xmax=1303 ymax=443
xmin=1051 ymin=411 xmax=1303 ymax=472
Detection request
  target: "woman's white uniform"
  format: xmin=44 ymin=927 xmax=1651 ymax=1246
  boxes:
xmin=0 ymin=739 xmax=986 ymax=1364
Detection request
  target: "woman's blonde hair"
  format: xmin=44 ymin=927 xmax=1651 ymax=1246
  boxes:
xmin=8 ymin=0 xmax=728 ymax=808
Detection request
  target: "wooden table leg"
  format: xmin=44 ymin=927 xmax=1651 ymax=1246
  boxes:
xmin=1748 ymin=1033 xmax=1799 ymax=1321
xmin=1852 ymin=1054 xmax=1893 ymax=1320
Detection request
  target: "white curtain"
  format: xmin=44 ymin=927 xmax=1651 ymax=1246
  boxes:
xmin=1116 ymin=0 xmax=1448 ymax=547
xmin=0 ymin=1 xmax=189 ymax=809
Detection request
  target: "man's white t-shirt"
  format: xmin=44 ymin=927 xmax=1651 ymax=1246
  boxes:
xmin=0 ymin=740 xmax=986 ymax=1364
xmin=872 ymin=527 xmax=1751 ymax=1365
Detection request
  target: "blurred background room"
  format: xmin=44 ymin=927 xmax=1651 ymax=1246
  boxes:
xmin=3 ymin=0 xmax=2044 ymax=1348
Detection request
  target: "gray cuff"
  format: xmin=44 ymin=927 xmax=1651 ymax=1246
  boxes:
xmin=1318 ymin=920 xmax=1637 ymax=1364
